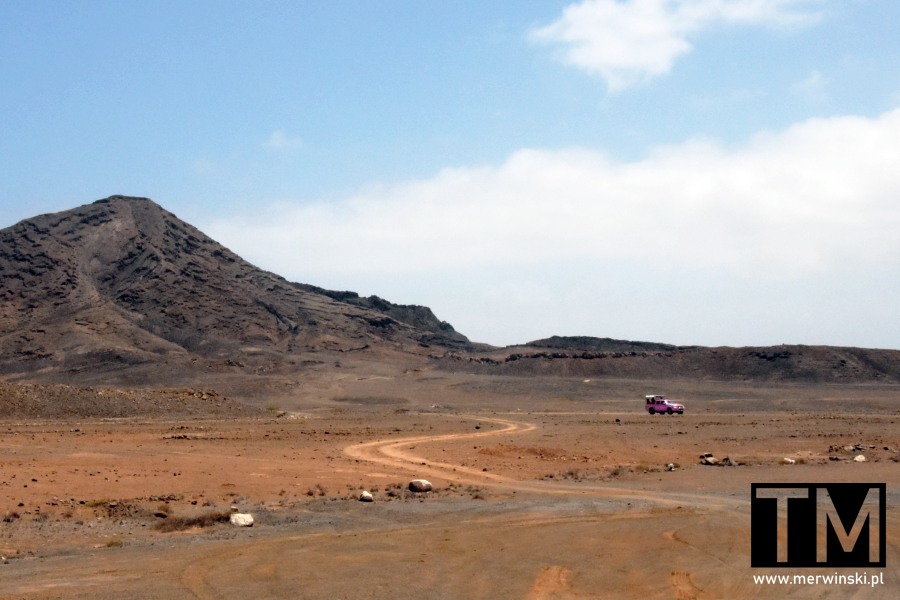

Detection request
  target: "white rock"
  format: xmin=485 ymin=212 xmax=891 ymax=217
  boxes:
xmin=408 ymin=479 xmax=433 ymax=492
xmin=853 ymin=455 xmax=867 ymax=462
xmin=359 ymin=491 xmax=374 ymax=502
xmin=229 ymin=513 xmax=254 ymax=527
xmin=782 ymin=458 xmax=796 ymax=465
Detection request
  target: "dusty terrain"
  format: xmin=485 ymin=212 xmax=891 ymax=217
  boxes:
xmin=1 ymin=366 xmax=898 ymax=599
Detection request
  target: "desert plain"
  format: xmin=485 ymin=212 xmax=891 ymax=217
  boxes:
xmin=1 ymin=358 xmax=897 ymax=600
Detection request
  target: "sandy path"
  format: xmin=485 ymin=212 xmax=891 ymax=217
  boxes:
xmin=343 ymin=413 xmax=740 ymax=509
xmin=344 ymin=414 xmax=536 ymax=486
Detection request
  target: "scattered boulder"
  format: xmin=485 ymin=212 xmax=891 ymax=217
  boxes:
xmin=359 ymin=491 xmax=374 ymax=502
xmin=665 ymin=463 xmax=676 ymax=472
xmin=408 ymin=479 xmax=433 ymax=493
xmin=854 ymin=455 xmax=867 ymax=463
xmin=229 ymin=513 xmax=254 ymax=527
xmin=699 ymin=453 xmax=738 ymax=466
xmin=782 ymin=458 xmax=796 ymax=465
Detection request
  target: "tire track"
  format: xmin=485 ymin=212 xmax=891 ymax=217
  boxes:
xmin=343 ymin=414 xmax=537 ymax=486
xmin=343 ymin=413 xmax=744 ymax=509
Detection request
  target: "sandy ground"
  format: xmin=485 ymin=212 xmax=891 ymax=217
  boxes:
xmin=1 ymin=368 xmax=898 ymax=599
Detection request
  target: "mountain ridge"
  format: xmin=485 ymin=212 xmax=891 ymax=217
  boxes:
xmin=0 ymin=195 xmax=471 ymax=382
xmin=2 ymin=196 xmax=898 ymax=386
xmin=454 ymin=339 xmax=900 ymax=383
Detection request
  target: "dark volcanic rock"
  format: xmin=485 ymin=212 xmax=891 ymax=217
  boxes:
xmin=456 ymin=341 xmax=900 ymax=383
xmin=0 ymin=195 xmax=471 ymax=381
xmin=527 ymin=335 xmax=683 ymax=353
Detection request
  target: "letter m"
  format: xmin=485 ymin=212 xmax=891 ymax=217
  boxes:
xmin=817 ymin=487 xmax=881 ymax=564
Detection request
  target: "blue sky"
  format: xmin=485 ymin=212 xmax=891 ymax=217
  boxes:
xmin=2 ymin=1 xmax=900 ymax=349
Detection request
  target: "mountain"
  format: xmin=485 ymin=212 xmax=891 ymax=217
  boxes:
xmin=454 ymin=337 xmax=900 ymax=383
xmin=0 ymin=195 xmax=471 ymax=382
xmin=3 ymin=196 xmax=899 ymax=387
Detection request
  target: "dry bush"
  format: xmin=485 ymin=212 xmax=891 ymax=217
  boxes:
xmin=85 ymin=498 xmax=115 ymax=508
xmin=609 ymin=465 xmax=631 ymax=479
xmin=635 ymin=464 xmax=662 ymax=473
xmin=153 ymin=510 xmax=231 ymax=532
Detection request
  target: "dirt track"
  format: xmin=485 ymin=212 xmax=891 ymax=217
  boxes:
xmin=1 ymin=373 xmax=898 ymax=599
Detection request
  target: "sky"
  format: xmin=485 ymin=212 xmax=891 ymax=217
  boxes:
xmin=2 ymin=0 xmax=900 ymax=349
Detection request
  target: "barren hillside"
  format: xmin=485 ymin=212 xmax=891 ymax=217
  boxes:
xmin=0 ymin=196 xmax=470 ymax=383
xmin=451 ymin=337 xmax=900 ymax=383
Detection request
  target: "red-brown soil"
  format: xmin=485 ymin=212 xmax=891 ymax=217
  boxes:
xmin=1 ymin=368 xmax=897 ymax=599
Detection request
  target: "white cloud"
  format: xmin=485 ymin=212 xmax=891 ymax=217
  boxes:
xmin=212 ymin=108 xmax=900 ymax=277
xmin=207 ymin=109 xmax=900 ymax=347
xmin=529 ymin=0 xmax=824 ymax=91
xmin=265 ymin=129 xmax=303 ymax=151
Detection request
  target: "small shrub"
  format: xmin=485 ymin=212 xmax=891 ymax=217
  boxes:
xmin=153 ymin=510 xmax=231 ymax=533
xmin=609 ymin=466 xmax=631 ymax=479
xmin=86 ymin=498 xmax=114 ymax=508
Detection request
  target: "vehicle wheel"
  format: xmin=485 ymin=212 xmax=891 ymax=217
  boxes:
xmin=677 ymin=411 xmax=683 ymax=415
xmin=648 ymin=408 xmax=655 ymax=415
xmin=667 ymin=408 xmax=673 ymax=414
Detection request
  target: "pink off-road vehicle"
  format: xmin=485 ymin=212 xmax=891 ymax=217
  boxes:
xmin=645 ymin=394 xmax=685 ymax=415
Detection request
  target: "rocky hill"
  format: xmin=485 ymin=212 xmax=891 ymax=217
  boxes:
xmin=0 ymin=195 xmax=471 ymax=383
xmin=452 ymin=338 xmax=900 ymax=383
xmin=525 ymin=335 xmax=684 ymax=353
